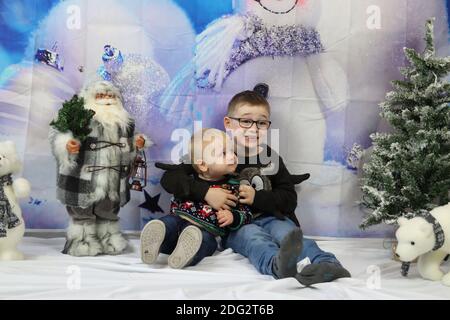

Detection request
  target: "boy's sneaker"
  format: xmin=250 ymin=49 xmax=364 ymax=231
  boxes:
xmin=140 ymin=220 xmax=166 ymax=265
xmin=168 ymin=225 xmax=202 ymax=269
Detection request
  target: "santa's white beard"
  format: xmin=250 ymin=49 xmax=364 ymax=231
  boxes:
xmin=84 ymin=98 xmax=131 ymax=133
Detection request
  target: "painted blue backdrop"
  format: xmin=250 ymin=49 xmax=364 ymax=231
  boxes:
xmin=0 ymin=0 xmax=448 ymax=237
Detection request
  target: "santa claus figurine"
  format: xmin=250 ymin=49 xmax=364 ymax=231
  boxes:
xmin=49 ymin=80 xmax=152 ymax=256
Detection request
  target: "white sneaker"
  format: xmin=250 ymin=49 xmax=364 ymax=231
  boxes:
xmin=140 ymin=220 xmax=166 ymax=265
xmin=168 ymin=225 xmax=202 ymax=269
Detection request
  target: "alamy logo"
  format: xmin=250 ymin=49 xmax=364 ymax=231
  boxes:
xmin=366 ymin=265 xmax=381 ymax=289
xmin=366 ymin=5 xmax=381 ymax=30
xmin=66 ymin=265 xmax=81 ymax=290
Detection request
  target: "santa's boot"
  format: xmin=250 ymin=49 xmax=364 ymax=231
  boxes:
xmin=96 ymin=220 xmax=128 ymax=255
xmin=63 ymin=220 xmax=103 ymax=256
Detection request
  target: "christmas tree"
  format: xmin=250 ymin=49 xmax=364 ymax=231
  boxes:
xmin=50 ymin=95 xmax=95 ymax=142
xmin=360 ymin=18 xmax=450 ymax=229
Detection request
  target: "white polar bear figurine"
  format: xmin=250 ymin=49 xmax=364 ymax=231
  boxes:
xmin=395 ymin=203 xmax=450 ymax=286
xmin=0 ymin=141 xmax=31 ymax=260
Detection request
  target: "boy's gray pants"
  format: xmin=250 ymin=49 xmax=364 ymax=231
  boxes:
xmin=66 ymin=197 xmax=120 ymax=224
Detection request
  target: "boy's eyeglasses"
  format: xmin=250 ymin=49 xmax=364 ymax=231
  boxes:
xmin=229 ymin=117 xmax=271 ymax=130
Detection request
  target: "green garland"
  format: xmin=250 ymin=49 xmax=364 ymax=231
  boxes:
xmin=50 ymin=95 xmax=95 ymax=142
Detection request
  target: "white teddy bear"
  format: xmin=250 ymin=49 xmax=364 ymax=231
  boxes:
xmin=395 ymin=203 xmax=450 ymax=286
xmin=0 ymin=141 xmax=31 ymax=260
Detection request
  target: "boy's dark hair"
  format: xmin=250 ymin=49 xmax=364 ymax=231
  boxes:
xmin=227 ymin=90 xmax=270 ymax=116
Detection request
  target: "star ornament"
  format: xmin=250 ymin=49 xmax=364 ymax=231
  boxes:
xmin=139 ymin=190 xmax=164 ymax=213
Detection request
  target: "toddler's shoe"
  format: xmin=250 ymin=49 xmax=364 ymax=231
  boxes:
xmin=168 ymin=225 xmax=202 ymax=269
xmin=140 ymin=220 xmax=166 ymax=265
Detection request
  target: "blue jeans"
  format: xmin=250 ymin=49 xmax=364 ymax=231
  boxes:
xmin=159 ymin=215 xmax=217 ymax=266
xmin=222 ymin=215 xmax=341 ymax=277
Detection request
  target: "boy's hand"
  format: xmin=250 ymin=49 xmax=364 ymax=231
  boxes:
xmin=239 ymin=185 xmax=256 ymax=205
xmin=216 ymin=209 xmax=234 ymax=227
xmin=205 ymin=188 xmax=238 ymax=211
xmin=66 ymin=139 xmax=80 ymax=154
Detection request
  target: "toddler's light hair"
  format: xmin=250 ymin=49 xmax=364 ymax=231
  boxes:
xmin=190 ymin=128 xmax=229 ymax=173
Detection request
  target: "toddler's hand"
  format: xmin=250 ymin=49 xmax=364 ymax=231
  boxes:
xmin=239 ymin=185 xmax=256 ymax=205
xmin=205 ymin=188 xmax=238 ymax=211
xmin=216 ymin=209 xmax=234 ymax=227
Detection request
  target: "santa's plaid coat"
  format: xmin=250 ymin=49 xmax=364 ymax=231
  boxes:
xmin=49 ymin=120 xmax=136 ymax=209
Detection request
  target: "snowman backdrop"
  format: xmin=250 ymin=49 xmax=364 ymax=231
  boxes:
xmin=0 ymin=0 xmax=448 ymax=236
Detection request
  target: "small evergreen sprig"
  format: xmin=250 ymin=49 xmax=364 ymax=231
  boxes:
xmin=50 ymin=95 xmax=95 ymax=142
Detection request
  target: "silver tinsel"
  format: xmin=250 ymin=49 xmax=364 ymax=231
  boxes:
xmin=196 ymin=13 xmax=324 ymax=88
xmin=98 ymin=45 xmax=170 ymax=120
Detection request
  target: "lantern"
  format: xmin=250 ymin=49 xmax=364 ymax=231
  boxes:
xmin=129 ymin=149 xmax=147 ymax=191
